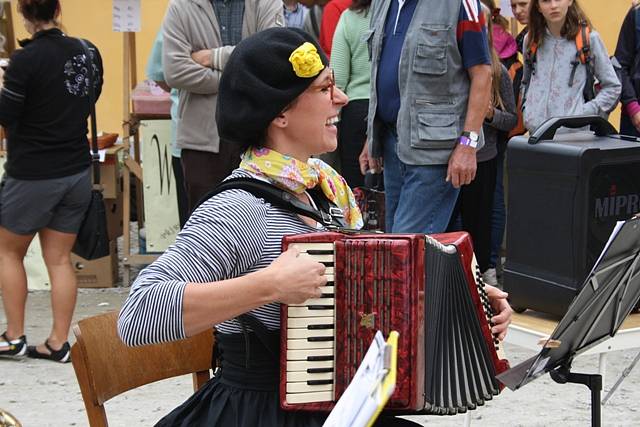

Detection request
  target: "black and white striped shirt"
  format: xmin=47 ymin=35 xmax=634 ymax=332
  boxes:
xmin=118 ymin=169 xmax=319 ymax=346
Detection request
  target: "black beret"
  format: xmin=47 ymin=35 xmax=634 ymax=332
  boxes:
xmin=216 ymin=27 xmax=329 ymax=148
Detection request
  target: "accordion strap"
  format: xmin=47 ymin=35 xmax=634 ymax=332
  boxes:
xmin=196 ymin=177 xmax=346 ymax=229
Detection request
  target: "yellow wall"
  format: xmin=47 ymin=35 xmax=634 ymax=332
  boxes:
xmin=6 ymin=0 xmax=633 ymax=132
xmin=577 ymin=0 xmax=630 ymax=127
xmin=10 ymin=0 xmax=170 ymax=134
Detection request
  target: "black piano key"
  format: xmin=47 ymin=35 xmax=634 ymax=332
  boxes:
xmin=307 ymin=324 xmax=334 ymax=330
xmin=307 ymin=355 xmax=334 ymax=361
xmin=306 ymin=249 xmax=333 ymax=255
xmin=307 ymin=336 xmax=334 ymax=342
xmin=307 ymin=379 xmax=333 ymax=386
xmin=307 ymin=367 xmax=334 ymax=373
xmin=308 ymin=305 xmax=334 ymax=310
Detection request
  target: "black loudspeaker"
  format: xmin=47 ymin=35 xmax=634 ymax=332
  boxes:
xmin=504 ymin=116 xmax=640 ymax=316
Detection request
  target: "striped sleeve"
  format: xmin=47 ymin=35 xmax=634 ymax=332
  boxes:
xmin=456 ymin=0 xmax=490 ymax=69
xmin=118 ymin=189 xmax=269 ymax=346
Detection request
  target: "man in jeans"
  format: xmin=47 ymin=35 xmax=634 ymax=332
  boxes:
xmin=163 ymin=0 xmax=283 ymax=212
xmin=361 ymin=0 xmax=492 ymax=235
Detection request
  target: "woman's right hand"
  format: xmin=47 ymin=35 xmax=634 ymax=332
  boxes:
xmin=265 ymin=246 xmax=328 ymax=305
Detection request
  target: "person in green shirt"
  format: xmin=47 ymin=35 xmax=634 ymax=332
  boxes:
xmin=329 ymin=0 xmax=371 ymax=188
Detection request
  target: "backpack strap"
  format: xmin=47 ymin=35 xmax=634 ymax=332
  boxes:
xmin=569 ymin=20 xmax=593 ymax=87
xmin=195 ymin=177 xmax=347 ymax=229
xmin=520 ymin=41 xmax=538 ymax=111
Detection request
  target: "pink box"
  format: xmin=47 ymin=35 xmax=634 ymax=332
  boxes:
xmin=131 ymin=80 xmax=171 ymax=116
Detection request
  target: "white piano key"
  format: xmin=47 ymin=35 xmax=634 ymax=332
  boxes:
xmin=286 ymin=339 xmax=334 ymax=350
xmin=286 ymin=360 xmax=334 ymax=372
xmin=288 ymin=307 xmax=334 ymax=318
xmin=286 ymin=382 xmax=333 ymax=393
xmin=287 ymin=317 xmax=334 ymax=328
xmin=286 ymin=391 xmax=334 ymax=404
xmin=287 ymin=348 xmax=334 ymax=361
xmin=300 ymin=253 xmax=334 ymax=263
xmin=290 ymin=243 xmax=334 ymax=252
xmin=286 ymin=371 xmax=334 ymax=382
xmin=319 ymin=286 xmax=335 ymax=295
xmin=290 ymin=298 xmax=335 ymax=307
xmin=287 ymin=328 xmax=334 ymax=339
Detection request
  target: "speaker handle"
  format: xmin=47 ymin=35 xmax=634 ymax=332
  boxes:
xmin=528 ymin=115 xmax=618 ymax=145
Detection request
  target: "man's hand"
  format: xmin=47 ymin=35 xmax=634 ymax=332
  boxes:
xmin=358 ymin=140 xmax=383 ymax=175
xmin=191 ymin=49 xmax=213 ymax=68
xmin=446 ymin=143 xmax=477 ymax=188
xmin=631 ymin=111 xmax=640 ymax=133
xmin=485 ymin=284 xmax=512 ymax=341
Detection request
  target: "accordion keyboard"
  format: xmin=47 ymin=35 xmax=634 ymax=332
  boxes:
xmin=285 ymin=242 xmax=337 ymax=404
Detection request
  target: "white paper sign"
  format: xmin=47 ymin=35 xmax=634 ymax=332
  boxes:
xmin=0 ymin=155 xmax=50 ymax=290
xmin=113 ymin=0 xmax=141 ymax=33
xmin=140 ymin=120 xmax=180 ymax=253
xmin=500 ymin=0 xmax=514 ymax=18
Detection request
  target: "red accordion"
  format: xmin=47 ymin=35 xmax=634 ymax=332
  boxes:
xmin=280 ymin=231 xmax=510 ymax=415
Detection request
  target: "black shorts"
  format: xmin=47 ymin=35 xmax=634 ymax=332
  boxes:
xmin=0 ymin=168 xmax=91 ymax=235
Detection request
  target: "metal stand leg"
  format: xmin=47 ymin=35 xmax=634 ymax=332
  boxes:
xmin=598 ymin=353 xmax=607 ymax=386
xmin=463 ymin=411 xmax=471 ymax=427
xmin=551 ymin=365 xmax=602 ymax=427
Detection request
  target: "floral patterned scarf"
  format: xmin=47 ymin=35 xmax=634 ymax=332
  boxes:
xmin=239 ymin=147 xmax=363 ymax=229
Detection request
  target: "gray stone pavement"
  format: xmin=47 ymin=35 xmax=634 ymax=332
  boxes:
xmin=1 ymin=288 xmax=640 ymax=426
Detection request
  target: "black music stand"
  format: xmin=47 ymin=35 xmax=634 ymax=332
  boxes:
xmin=497 ymin=215 xmax=640 ymax=427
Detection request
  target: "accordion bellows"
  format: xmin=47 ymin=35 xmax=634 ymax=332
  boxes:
xmin=280 ymin=232 xmax=510 ymax=415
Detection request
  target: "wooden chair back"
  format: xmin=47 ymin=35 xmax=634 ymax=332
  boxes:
xmin=71 ymin=311 xmax=213 ymax=427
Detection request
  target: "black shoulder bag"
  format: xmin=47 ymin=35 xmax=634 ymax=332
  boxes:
xmin=72 ymin=39 xmax=110 ymax=260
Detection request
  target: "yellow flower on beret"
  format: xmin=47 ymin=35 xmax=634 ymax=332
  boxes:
xmin=288 ymin=42 xmax=324 ymax=78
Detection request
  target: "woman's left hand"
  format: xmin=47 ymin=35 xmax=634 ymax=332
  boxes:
xmin=485 ymin=284 xmax=512 ymax=341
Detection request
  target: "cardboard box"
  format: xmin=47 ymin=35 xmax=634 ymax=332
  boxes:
xmin=100 ymin=154 xmax=121 ymax=199
xmin=71 ymin=240 xmax=118 ymax=288
xmin=132 ymin=80 xmax=171 ymax=116
xmin=105 ymin=192 xmax=124 ymax=241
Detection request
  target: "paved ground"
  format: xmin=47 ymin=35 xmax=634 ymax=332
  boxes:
xmin=2 ymin=287 xmax=640 ymax=427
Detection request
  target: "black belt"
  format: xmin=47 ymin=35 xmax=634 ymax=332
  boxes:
xmin=214 ymin=315 xmax=280 ymax=391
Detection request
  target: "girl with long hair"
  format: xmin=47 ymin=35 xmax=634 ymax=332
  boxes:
xmin=522 ymin=0 xmax=620 ymax=133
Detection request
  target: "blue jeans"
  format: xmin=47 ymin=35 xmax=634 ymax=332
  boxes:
xmin=489 ymin=150 xmax=506 ymax=268
xmin=382 ymin=127 xmax=459 ymax=233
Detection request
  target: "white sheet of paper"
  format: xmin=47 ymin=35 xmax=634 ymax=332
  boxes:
xmin=500 ymin=0 xmax=514 ymax=17
xmin=323 ymin=331 xmax=388 ymax=427
xmin=592 ymin=220 xmax=625 ymax=274
xmin=113 ymin=0 xmax=141 ymax=33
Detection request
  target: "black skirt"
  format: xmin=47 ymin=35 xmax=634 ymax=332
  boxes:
xmin=155 ymin=327 xmax=423 ymax=427
xmin=155 ymin=331 xmax=327 ymax=427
